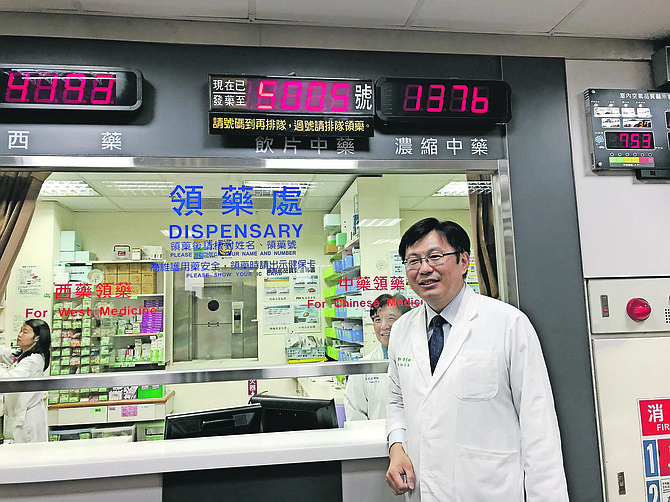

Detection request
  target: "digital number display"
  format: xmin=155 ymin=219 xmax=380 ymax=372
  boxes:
xmin=605 ymin=131 xmax=655 ymax=149
xmin=376 ymin=77 xmax=511 ymax=123
xmin=0 ymin=66 xmax=142 ymax=111
xmin=209 ymin=75 xmax=374 ymax=116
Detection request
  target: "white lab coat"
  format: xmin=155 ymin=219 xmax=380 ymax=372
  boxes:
xmin=386 ymin=286 xmax=569 ymax=502
xmin=344 ymin=344 xmax=388 ymax=421
xmin=0 ymin=348 xmax=48 ymax=443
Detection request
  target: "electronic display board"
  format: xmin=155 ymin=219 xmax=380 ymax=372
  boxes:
xmin=584 ymin=88 xmax=670 ymax=179
xmin=208 ymin=75 xmax=375 ymax=137
xmin=375 ymin=77 xmax=511 ymax=124
xmin=0 ymin=65 xmax=142 ymax=111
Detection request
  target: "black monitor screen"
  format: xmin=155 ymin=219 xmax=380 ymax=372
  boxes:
xmin=249 ymin=394 xmax=339 ymax=433
xmin=164 ymin=403 xmax=262 ymax=440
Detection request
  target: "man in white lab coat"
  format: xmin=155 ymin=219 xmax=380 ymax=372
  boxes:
xmin=344 ymin=293 xmax=410 ymax=421
xmin=385 ymin=218 xmax=569 ymax=501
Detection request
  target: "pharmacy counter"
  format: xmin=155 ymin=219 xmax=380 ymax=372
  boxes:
xmin=0 ymin=419 xmax=395 ymax=502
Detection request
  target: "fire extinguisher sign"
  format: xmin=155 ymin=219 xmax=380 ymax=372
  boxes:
xmin=639 ymin=399 xmax=670 ymax=501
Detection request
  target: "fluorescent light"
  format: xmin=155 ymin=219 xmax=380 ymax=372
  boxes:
xmin=243 ymin=181 xmax=315 ymax=197
xmin=372 ymin=238 xmax=400 ymax=245
xmin=358 ymin=218 xmax=402 ymax=227
xmin=432 ymin=181 xmax=492 ymax=197
xmin=101 ymin=181 xmax=174 ymax=196
xmin=40 ymin=180 xmax=99 ymax=197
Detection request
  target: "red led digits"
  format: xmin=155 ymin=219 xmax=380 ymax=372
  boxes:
xmin=306 ymin=82 xmax=326 ymax=111
xmin=281 ymin=81 xmax=301 ymax=110
xmin=90 ymin=75 xmax=114 ymax=105
xmin=5 ymin=72 xmax=28 ymax=102
xmin=426 ymin=85 xmax=445 ymax=112
xmin=626 ymin=298 xmax=651 ymax=321
xmin=448 ymin=85 xmax=468 ymax=112
xmin=471 ymin=87 xmax=489 ymax=113
xmin=253 ymin=78 xmax=355 ymax=113
xmin=402 ymin=83 xmax=490 ymax=114
xmin=3 ymin=71 xmax=117 ymax=106
xmin=257 ymin=80 xmax=277 ymax=110
xmin=62 ymin=73 xmax=86 ymax=103
xmin=34 ymin=73 xmax=57 ymax=103
xmin=403 ymin=84 xmax=422 ymax=111
xmin=607 ymin=132 xmax=655 ymax=150
xmin=331 ymin=82 xmax=349 ymax=111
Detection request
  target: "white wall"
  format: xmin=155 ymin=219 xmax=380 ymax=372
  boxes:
xmin=1 ymin=202 xmax=74 ymax=347
xmin=565 ymin=60 xmax=670 ymax=278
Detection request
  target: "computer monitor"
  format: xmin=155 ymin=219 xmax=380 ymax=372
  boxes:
xmin=164 ymin=403 xmax=262 ymax=440
xmin=249 ymin=394 xmax=339 ymax=433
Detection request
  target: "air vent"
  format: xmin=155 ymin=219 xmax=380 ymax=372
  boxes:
xmin=665 ymin=308 xmax=670 ymax=324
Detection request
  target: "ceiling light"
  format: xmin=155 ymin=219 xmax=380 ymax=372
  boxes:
xmin=358 ymin=218 xmax=402 ymax=227
xmin=243 ymin=181 xmax=315 ymax=197
xmin=40 ymin=180 xmax=99 ymax=197
xmin=101 ymin=181 xmax=174 ymax=196
xmin=371 ymin=238 xmax=400 ymax=245
xmin=432 ymin=181 xmax=492 ymax=197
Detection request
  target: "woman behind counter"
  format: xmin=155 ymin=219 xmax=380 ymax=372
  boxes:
xmin=0 ymin=319 xmax=51 ymax=443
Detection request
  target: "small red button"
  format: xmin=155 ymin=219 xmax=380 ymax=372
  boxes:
xmin=626 ymin=298 xmax=651 ymax=321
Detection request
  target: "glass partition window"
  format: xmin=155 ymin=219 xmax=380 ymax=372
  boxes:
xmin=0 ymin=170 xmax=499 ymax=442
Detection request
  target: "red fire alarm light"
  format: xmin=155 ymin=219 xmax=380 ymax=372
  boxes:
xmin=626 ymin=298 xmax=652 ymax=321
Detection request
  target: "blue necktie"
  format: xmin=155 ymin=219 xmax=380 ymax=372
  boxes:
xmin=429 ymin=315 xmax=446 ymax=374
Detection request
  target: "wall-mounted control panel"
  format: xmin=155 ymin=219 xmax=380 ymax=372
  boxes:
xmin=584 ymin=89 xmax=670 ymax=179
xmin=587 ymin=278 xmax=670 ymax=334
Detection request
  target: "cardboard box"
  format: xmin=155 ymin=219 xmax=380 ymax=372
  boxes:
xmin=131 ymin=283 xmax=142 ymax=295
xmin=117 ymin=273 xmax=130 ymax=284
xmin=324 ymin=243 xmax=339 ymax=255
xmin=74 ymin=251 xmax=97 ymax=261
xmin=60 ymin=231 xmax=82 ymax=252
xmin=129 ymin=263 xmax=142 ymax=273
xmin=129 ymin=273 xmax=142 ymax=284
xmin=141 ymin=282 xmax=156 ymax=295
xmin=60 ymin=251 xmax=76 ymax=262
xmin=141 ymin=246 xmax=163 ymax=260
xmin=140 ymin=263 xmax=153 ymax=273
xmin=117 ymin=263 xmax=130 ymax=274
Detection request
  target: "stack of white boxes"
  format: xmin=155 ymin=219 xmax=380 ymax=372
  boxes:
xmin=60 ymin=231 xmax=97 ymax=262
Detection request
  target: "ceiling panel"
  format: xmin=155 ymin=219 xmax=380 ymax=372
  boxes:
xmin=299 ymin=195 xmax=340 ymax=211
xmin=410 ymin=196 xmax=470 ymax=211
xmin=552 ymin=0 xmax=670 ymax=39
xmin=0 ymin=0 xmax=76 ymax=12
xmin=78 ymin=0 xmax=248 ymax=19
xmin=40 ymin=196 xmax=121 ymax=212
xmin=255 ymin=0 xmax=416 ymax=27
xmin=107 ymin=196 xmax=173 ymax=211
xmin=412 ymin=0 xmax=583 ymax=34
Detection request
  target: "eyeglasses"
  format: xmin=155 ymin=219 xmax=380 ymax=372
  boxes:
xmin=403 ymin=251 xmax=459 ymax=270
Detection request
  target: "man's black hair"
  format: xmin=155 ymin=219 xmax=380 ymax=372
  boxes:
xmin=398 ymin=218 xmax=470 ymax=279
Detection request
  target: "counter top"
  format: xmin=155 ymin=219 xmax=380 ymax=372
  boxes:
xmin=0 ymin=420 xmax=389 ymax=485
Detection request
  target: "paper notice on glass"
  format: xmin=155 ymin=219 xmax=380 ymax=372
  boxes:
xmin=264 ymin=276 xmax=290 ymax=301
xmin=17 ymin=265 xmax=42 ymax=296
xmin=292 ymin=274 xmax=319 ymax=300
xmin=293 ymin=304 xmax=319 ymax=330
xmin=263 ymin=304 xmax=292 ymax=333
xmin=390 ymin=251 xmax=404 ymax=275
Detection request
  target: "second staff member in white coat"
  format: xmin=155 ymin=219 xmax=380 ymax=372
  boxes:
xmin=344 ymin=294 xmax=410 ymax=421
xmin=0 ymin=319 xmax=51 ymax=443
xmin=385 ymin=218 xmax=569 ymax=501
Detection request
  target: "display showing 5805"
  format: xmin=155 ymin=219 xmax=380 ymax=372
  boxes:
xmin=2 ymin=71 xmax=117 ymax=105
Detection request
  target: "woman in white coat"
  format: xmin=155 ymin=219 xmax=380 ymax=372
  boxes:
xmin=344 ymin=293 xmax=410 ymax=421
xmin=0 ymin=319 xmax=51 ymax=443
